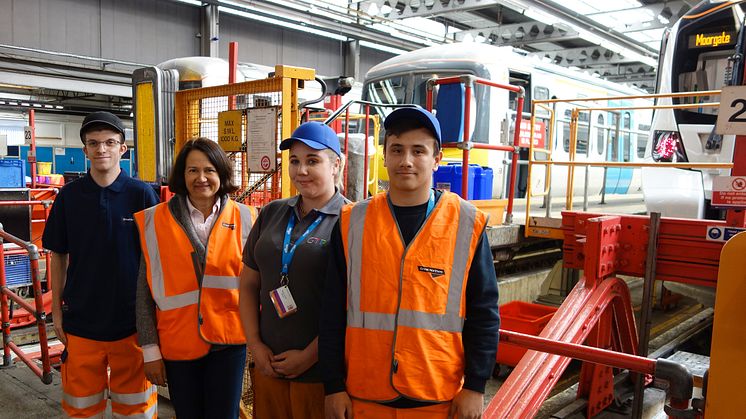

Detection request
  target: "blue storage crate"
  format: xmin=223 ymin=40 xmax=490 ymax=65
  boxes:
xmin=473 ymin=167 xmax=494 ymax=200
xmin=0 ymin=159 xmax=26 ymax=188
xmin=433 ymin=163 xmax=478 ymax=199
xmin=4 ymin=254 xmax=31 ymax=288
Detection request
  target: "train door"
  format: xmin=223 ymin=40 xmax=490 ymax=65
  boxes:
xmin=509 ymin=70 xmax=531 ymax=198
xmin=604 ymin=110 xmax=633 ymax=194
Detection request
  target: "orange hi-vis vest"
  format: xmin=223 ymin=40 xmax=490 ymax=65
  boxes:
xmin=340 ymin=191 xmax=487 ymax=403
xmin=134 ymin=198 xmax=256 ymax=361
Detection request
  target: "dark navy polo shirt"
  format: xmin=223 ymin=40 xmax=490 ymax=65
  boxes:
xmin=43 ymin=171 xmax=159 ymax=341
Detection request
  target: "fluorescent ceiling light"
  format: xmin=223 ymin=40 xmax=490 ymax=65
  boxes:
xmin=172 ymin=0 xmax=203 ymax=6
xmin=218 ymin=6 xmax=348 ymax=41
xmin=358 ymin=40 xmax=407 ymax=55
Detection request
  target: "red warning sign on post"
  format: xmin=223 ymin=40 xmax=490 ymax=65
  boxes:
xmin=518 ymin=120 xmax=545 ymax=148
xmin=712 ymin=176 xmax=746 ymax=207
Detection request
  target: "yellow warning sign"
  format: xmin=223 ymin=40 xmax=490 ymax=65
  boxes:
xmin=218 ymin=110 xmax=243 ymax=152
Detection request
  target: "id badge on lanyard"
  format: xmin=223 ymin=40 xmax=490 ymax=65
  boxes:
xmin=271 ymin=210 xmax=324 ymax=318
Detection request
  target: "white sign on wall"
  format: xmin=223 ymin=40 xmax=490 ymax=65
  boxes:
xmin=247 ymin=107 xmax=278 ymax=173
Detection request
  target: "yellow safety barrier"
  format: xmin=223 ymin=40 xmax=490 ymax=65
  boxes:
xmin=174 ymin=65 xmax=316 ymax=202
xmin=706 ymin=230 xmax=746 ymax=416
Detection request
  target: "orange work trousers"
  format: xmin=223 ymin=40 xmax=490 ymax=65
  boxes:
xmin=61 ymin=333 xmax=157 ymax=418
xmin=251 ymin=367 xmax=324 ymax=419
xmin=351 ymin=399 xmax=452 ymax=419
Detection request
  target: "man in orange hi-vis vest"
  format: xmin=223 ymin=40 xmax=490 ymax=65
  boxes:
xmin=320 ymin=107 xmax=500 ymax=419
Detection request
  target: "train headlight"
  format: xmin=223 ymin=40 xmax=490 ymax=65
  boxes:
xmin=652 ymin=130 xmax=687 ymax=162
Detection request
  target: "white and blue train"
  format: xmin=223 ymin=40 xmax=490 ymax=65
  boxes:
xmin=360 ymin=43 xmax=653 ymax=204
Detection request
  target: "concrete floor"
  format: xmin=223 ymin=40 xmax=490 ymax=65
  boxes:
xmin=0 ymin=362 xmax=175 ymax=418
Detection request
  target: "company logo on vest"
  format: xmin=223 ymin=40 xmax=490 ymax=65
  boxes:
xmin=418 ymin=266 xmax=445 ymax=278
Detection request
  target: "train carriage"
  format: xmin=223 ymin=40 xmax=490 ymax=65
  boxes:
xmin=361 ymin=43 xmax=652 ymax=203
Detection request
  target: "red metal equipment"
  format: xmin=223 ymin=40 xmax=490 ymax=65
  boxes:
xmin=28 ymin=109 xmax=37 ymax=189
xmin=425 ymin=75 xmax=522 ymax=223
xmin=0 ymin=226 xmax=53 ymax=384
xmin=484 ymin=210 xmax=721 ymax=418
xmin=499 ymin=330 xmax=697 ymax=419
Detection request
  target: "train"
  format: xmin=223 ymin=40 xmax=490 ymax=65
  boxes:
xmin=359 ymin=42 xmax=653 ymax=205
xmin=642 ymin=0 xmax=744 ymax=220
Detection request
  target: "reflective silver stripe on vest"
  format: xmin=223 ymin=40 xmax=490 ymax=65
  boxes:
xmin=346 ymin=196 xmax=476 ymax=334
xmin=109 ymin=385 xmax=156 ymax=406
xmin=112 ymin=402 xmax=157 ymax=419
xmin=352 ymin=309 xmax=464 ymax=333
xmin=143 ymin=206 xmax=200 ymax=311
xmin=238 ymin=204 xmax=254 ymax=249
xmin=63 ymin=390 xmax=105 ymax=409
xmin=346 ymin=200 xmax=370 ymax=329
xmin=446 ymin=200 xmax=477 ymax=320
xmin=203 ymin=275 xmax=240 ymax=289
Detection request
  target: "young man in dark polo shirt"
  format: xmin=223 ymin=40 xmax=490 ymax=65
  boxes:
xmin=43 ymin=111 xmax=159 ymax=418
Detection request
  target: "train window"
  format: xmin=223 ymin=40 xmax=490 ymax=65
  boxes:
xmin=596 ymin=114 xmax=605 ymax=155
xmin=637 ymin=123 xmax=650 ymax=158
xmin=562 ymin=109 xmax=571 ymax=152
xmin=609 ymin=113 xmax=619 ymax=161
xmin=561 ymin=109 xmax=588 ymax=155
xmin=534 ymin=86 xmax=549 ymax=101
xmin=622 ymin=113 xmax=631 ymax=162
xmin=366 ymin=77 xmax=406 ymax=106
xmin=577 ymin=112 xmax=589 ymax=155
xmin=675 ymin=50 xmax=730 ymax=119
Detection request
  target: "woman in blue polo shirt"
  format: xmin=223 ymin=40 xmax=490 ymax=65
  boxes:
xmin=239 ymin=122 xmax=347 ymax=419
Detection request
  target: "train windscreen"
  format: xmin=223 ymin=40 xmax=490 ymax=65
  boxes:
xmin=672 ymin=4 xmax=745 ymax=124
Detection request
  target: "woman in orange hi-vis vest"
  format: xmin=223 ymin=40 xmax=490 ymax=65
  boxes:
xmin=239 ymin=122 xmax=347 ymax=419
xmin=134 ymin=138 xmax=256 ymax=419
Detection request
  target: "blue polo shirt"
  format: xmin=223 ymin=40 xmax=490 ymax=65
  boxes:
xmin=42 ymin=171 xmax=159 ymax=341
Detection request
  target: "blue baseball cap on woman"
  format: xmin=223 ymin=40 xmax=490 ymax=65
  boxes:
xmin=279 ymin=122 xmax=341 ymax=156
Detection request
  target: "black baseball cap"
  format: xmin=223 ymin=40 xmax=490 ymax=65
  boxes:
xmin=384 ymin=107 xmax=442 ymax=144
xmin=80 ymin=111 xmax=126 ymax=143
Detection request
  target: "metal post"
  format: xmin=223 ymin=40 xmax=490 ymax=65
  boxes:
xmin=344 ymin=108 xmax=350 ymax=195
xmin=462 ymin=82 xmax=472 ymax=200
xmin=0 ymin=232 xmax=10 ymax=367
xmin=583 ymin=165 xmax=590 ymax=212
xmin=600 ymin=167 xmax=608 ymax=204
xmin=27 ymin=246 xmax=52 ymax=383
xmin=29 ymin=110 xmax=37 ymax=188
xmin=363 ymin=104 xmax=370 ymax=198
xmin=506 ymin=89 xmax=525 ymax=224
xmin=632 ymin=211 xmax=661 ymax=418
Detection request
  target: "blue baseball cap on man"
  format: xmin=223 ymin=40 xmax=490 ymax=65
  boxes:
xmin=383 ymin=107 xmax=442 ymax=144
xmin=279 ymin=121 xmax=341 ymax=156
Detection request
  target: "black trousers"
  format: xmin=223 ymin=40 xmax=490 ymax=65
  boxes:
xmin=164 ymin=345 xmax=246 ymax=419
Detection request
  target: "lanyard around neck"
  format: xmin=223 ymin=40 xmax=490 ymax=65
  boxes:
xmin=389 ymin=189 xmax=435 ymax=216
xmin=425 ymin=189 xmax=435 ymax=218
xmin=281 ymin=210 xmax=324 ymax=284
